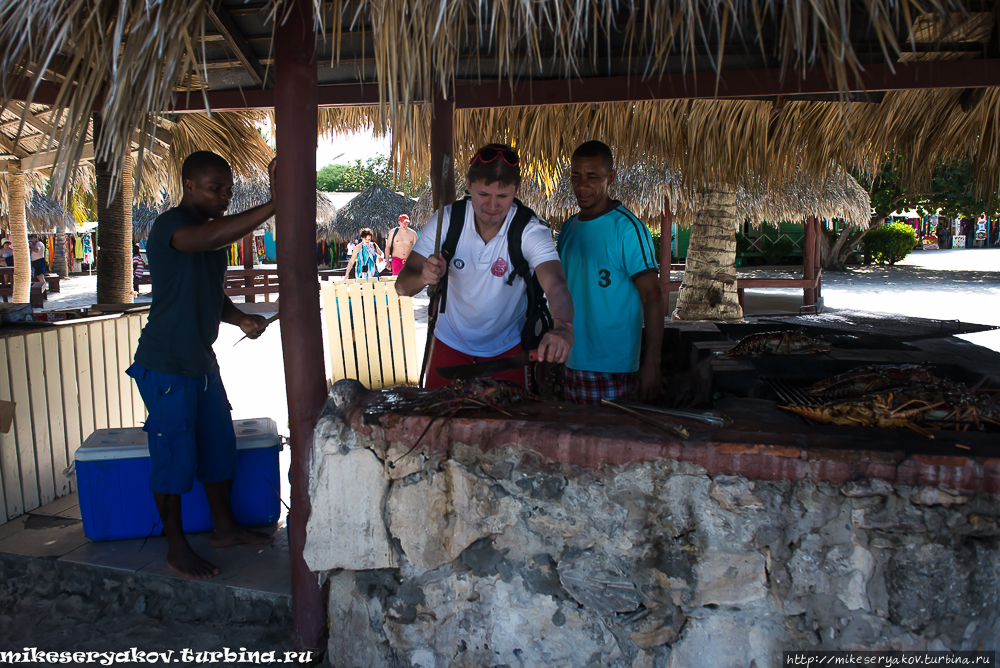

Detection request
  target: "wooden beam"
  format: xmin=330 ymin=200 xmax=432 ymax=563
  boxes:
xmin=0 ymin=133 xmax=30 ymax=160
xmin=206 ymin=1 xmax=269 ymax=87
xmin=452 ymin=58 xmax=1000 ymax=109
xmin=12 ymin=57 xmax=1000 ymax=114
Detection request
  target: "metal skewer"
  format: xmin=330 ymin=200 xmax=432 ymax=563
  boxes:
xmin=602 ymin=399 xmax=689 ymax=439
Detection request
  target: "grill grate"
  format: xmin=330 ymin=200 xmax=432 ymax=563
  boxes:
xmin=766 ymin=377 xmax=830 ymax=407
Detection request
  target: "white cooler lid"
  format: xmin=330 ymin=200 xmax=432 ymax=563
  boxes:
xmin=75 ymin=418 xmax=280 ymax=462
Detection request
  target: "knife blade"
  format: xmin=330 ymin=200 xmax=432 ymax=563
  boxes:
xmin=234 ymin=312 xmax=279 ymax=345
xmin=436 ymin=350 xmax=539 ymax=381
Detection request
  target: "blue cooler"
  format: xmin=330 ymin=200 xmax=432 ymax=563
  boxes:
xmin=74 ymin=418 xmax=282 ymax=541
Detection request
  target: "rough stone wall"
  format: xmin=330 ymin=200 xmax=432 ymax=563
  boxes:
xmin=306 ymin=411 xmax=1000 ymax=668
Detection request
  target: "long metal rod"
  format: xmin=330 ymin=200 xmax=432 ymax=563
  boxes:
xmin=274 ymin=0 xmax=327 ymax=653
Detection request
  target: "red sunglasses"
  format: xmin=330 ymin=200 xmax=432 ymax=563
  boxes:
xmin=471 ymin=147 xmax=519 ymax=167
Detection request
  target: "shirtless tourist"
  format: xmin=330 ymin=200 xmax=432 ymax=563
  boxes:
xmin=385 ymin=214 xmax=418 ymax=276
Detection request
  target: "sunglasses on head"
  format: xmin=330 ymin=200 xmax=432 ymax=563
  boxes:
xmin=471 ymin=147 xmax=519 ymax=167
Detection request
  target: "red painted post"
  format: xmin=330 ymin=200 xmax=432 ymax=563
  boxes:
xmin=659 ymin=197 xmax=674 ymax=314
xmin=803 ymin=215 xmax=817 ymax=308
xmin=274 ymin=0 xmax=327 ymax=654
xmin=243 ymin=233 xmax=255 ymax=303
xmin=430 ymin=87 xmax=455 ymax=207
xmin=814 ymin=217 xmax=823 ymax=303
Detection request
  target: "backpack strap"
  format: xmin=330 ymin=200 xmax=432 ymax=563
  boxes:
xmin=436 ymin=197 xmax=468 ymax=314
xmin=505 ymin=198 xmax=539 ymax=286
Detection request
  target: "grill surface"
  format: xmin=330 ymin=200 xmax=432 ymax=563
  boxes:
xmin=760 ymin=310 xmax=995 ymax=340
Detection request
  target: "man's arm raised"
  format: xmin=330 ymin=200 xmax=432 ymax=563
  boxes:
xmin=533 ymin=260 xmax=574 ymax=363
xmin=172 ymin=159 xmax=277 ymax=253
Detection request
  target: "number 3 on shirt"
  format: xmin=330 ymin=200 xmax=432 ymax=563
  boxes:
xmin=598 ymin=269 xmax=611 ymax=288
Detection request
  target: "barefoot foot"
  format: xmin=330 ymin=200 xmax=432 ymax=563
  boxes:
xmin=166 ymin=543 xmax=219 ymax=579
xmin=211 ymin=525 xmax=274 ymax=549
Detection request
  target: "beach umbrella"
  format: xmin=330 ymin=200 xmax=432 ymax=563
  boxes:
xmin=332 ymin=183 xmax=414 ymax=242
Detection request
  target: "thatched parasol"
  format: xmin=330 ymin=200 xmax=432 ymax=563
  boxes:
xmin=0 ymin=191 xmax=76 ymax=235
xmin=130 ymin=181 xmax=337 ymax=242
xmin=332 ymin=183 xmax=414 ymax=242
xmin=410 ymin=163 xmax=871 ymax=231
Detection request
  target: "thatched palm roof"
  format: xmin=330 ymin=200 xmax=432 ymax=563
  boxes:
xmin=0 ymin=191 xmax=75 ymax=235
xmin=130 ymin=181 xmax=337 ymax=241
xmin=2 ymin=1 xmax=996 ymax=200
xmin=332 ymin=183 xmax=414 ymax=242
xmin=410 ymin=164 xmax=871 ymax=231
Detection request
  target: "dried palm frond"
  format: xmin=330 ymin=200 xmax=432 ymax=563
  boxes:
xmin=0 ymin=0 xmax=209 ymax=202
xmin=409 ymin=161 xmax=870 ymax=231
xmin=165 ymin=112 xmax=275 ymax=201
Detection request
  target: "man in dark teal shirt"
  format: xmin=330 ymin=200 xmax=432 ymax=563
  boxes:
xmin=129 ymin=151 xmax=276 ymax=579
xmin=557 ymin=141 xmax=664 ymax=404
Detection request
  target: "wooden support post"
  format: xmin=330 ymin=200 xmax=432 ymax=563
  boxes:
xmin=274 ymin=0 xmax=326 ymax=654
xmin=430 ymin=86 xmax=455 ymax=208
xmin=814 ymin=218 xmax=823 ymax=303
xmin=243 ymin=233 xmax=255 ymax=303
xmin=659 ymin=197 xmax=674 ymax=314
xmin=803 ymin=215 xmax=817 ymax=308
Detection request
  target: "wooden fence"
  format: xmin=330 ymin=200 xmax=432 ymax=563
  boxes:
xmin=321 ymin=277 xmax=420 ymax=389
xmin=0 ymin=313 xmax=147 ymax=524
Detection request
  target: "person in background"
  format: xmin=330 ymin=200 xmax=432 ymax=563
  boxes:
xmin=557 ymin=140 xmax=663 ymax=404
xmin=29 ymin=235 xmax=46 ymax=278
xmin=128 ymin=150 xmax=276 ymax=579
xmin=395 ymin=143 xmax=574 ymax=388
xmin=344 ymin=227 xmax=385 ymax=279
xmin=132 ymin=243 xmax=145 ymax=295
xmin=0 ymin=240 xmax=12 ymax=267
xmin=385 ymin=214 xmax=418 ymax=276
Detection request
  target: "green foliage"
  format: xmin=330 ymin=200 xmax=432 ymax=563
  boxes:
xmin=316 ymin=155 xmax=422 ymax=197
xmin=735 ymin=232 xmax=752 ymax=255
xmin=760 ymin=237 xmax=793 ymax=265
xmin=316 ymin=164 xmax=348 ymax=192
xmin=650 ymin=229 xmax=662 ymax=263
xmin=863 ymin=222 xmax=918 ymax=265
xmin=858 ymin=157 xmax=998 ymax=223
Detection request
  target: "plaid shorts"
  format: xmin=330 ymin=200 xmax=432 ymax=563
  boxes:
xmin=564 ymin=367 xmax=637 ymax=405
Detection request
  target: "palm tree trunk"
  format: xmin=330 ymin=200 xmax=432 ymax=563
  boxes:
xmin=673 ymin=185 xmax=743 ymax=321
xmin=53 ymin=219 xmax=68 ymax=278
xmin=95 ymin=154 xmax=135 ymax=304
xmin=8 ymin=162 xmax=31 ymax=304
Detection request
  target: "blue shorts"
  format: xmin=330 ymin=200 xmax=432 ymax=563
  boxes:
xmin=127 ymin=363 xmax=237 ymax=495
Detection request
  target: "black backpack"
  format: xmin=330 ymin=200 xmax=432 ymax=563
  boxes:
xmin=437 ymin=197 xmax=553 ymax=351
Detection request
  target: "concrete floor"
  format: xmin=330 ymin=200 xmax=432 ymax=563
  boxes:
xmin=0 ymin=492 xmax=290 ymax=603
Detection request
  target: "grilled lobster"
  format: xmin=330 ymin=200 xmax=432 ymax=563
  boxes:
xmin=724 ymin=330 xmax=832 ymax=357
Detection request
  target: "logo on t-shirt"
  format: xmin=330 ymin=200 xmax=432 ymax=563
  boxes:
xmin=453 ymin=258 xmax=465 ymax=270
xmin=490 ymin=258 xmax=508 ymax=277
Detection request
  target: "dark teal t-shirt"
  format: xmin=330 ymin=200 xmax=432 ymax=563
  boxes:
xmin=134 ymin=207 xmax=228 ymax=377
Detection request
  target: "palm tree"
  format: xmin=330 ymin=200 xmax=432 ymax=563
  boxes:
xmin=7 ymin=164 xmax=31 ymax=303
xmin=673 ymin=186 xmax=743 ymax=321
xmin=95 ymin=153 xmax=135 ymax=304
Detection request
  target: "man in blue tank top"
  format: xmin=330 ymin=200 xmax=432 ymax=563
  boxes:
xmin=129 ymin=151 xmax=276 ymax=579
xmin=557 ymin=141 xmax=664 ymax=404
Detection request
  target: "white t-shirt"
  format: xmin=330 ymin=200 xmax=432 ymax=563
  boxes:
xmin=413 ymin=201 xmax=559 ymax=356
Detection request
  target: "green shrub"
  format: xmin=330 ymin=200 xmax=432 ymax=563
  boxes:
xmin=863 ymin=222 xmax=918 ymax=265
xmin=735 ymin=232 xmax=752 ymax=255
xmin=760 ymin=237 xmax=794 ymax=265
xmin=650 ymin=230 xmax=662 ymax=262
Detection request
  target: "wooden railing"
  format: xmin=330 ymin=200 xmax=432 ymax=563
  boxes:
xmin=0 ymin=312 xmax=148 ymax=524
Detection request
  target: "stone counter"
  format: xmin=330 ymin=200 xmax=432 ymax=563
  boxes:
xmin=305 ymin=385 xmax=1000 ymax=668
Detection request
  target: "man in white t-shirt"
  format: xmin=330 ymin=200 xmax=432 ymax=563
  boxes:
xmin=396 ymin=144 xmax=574 ymax=388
